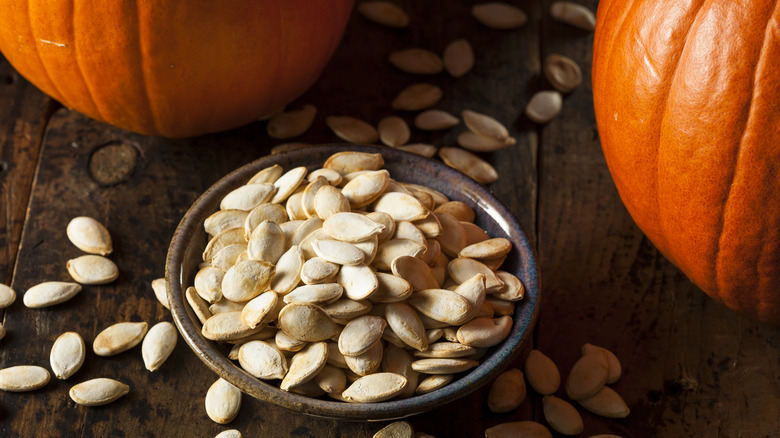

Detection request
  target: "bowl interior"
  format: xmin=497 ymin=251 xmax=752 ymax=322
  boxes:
xmin=165 ymin=144 xmax=540 ymax=421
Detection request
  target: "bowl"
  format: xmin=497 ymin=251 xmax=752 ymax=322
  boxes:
xmin=165 ymin=144 xmax=540 ymax=421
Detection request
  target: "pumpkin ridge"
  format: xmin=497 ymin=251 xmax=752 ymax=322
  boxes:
xmin=133 ymin=3 xmax=161 ymax=137
xmin=24 ymin=0 xmax=67 ymax=105
xmin=69 ymin=0 xmax=107 ymax=124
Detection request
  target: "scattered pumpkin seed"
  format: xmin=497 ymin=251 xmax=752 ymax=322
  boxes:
xmin=378 ymin=116 xmax=411 ymax=147
xmin=472 ymin=3 xmax=527 ymax=29
xmin=438 ymin=147 xmax=498 ymax=184
xmin=485 ymin=421 xmax=552 ymax=438
xmin=414 ymin=110 xmax=460 ymax=131
xmin=389 ymin=48 xmax=443 ymax=75
xmin=66 ymin=216 xmax=112 ymax=255
xmin=566 ymin=350 xmax=610 ymax=400
xmin=0 ymin=365 xmax=50 ymax=392
xmin=0 ymin=283 xmax=16 ymax=308
xmin=142 ymin=321 xmax=177 ymax=372
xmin=456 ymin=131 xmax=515 ymax=152
xmin=550 ymin=1 xmax=596 ymax=31
xmin=443 ymin=39 xmax=474 ymax=78
xmin=582 ymin=343 xmax=622 ymax=383
xmin=50 ymin=331 xmax=86 ymax=380
xmin=22 ymin=281 xmax=81 ymax=308
xmin=66 ymin=255 xmax=119 ymax=285
xmin=543 ymin=395 xmax=584 ymax=435
xmin=93 ymin=321 xmax=148 ymax=356
xmin=326 ymin=115 xmax=379 ymax=144
xmin=577 ymin=386 xmax=631 ymax=418
xmin=524 ymin=349 xmax=560 ymax=395
xmin=373 ymin=421 xmax=414 ymax=438
xmin=544 ymin=54 xmax=582 ymax=93
xmin=357 ymin=1 xmax=409 ymax=28
xmin=391 ymin=83 xmax=443 ymax=111
xmin=266 ymin=104 xmax=317 ymax=139
xmin=396 ymin=144 xmax=437 ymax=158
xmin=488 ymin=368 xmax=526 ymax=413
xmin=525 ymin=90 xmax=563 ymax=124
xmin=205 ymin=378 xmax=241 ymax=424
xmin=69 ymin=378 xmax=129 ymax=406
xmin=239 ymin=340 xmax=288 ymax=380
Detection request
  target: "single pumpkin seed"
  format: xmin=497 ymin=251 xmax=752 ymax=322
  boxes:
xmin=300 ymin=257 xmax=339 ymax=285
xmin=69 ymin=378 xmax=129 ymax=406
xmin=525 ymin=91 xmax=563 ymax=124
xmin=566 ymin=350 xmax=610 ymax=400
xmin=524 ymin=349 xmax=561 ymax=395
xmin=577 ymin=386 xmax=631 ymax=418
xmin=339 ymin=315 xmax=386 ymax=357
xmin=242 ymin=291 xmax=280 ymax=328
xmin=203 ymin=227 xmax=246 ymax=262
xmin=582 ymin=343 xmax=622 ymax=383
xmin=462 ymin=109 xmax=509 ymax=141
xmin=215 ymin=430 xmax=242 ymax=438
xmin=371 ymin=272 xmax=413 ymax=303
xmin=141 ymin=321 xmax=177 ymax=372
xmin=357 ymin=1 xmax=409 ymax=28
xmin=456 ymin=315 xmax=512 ymax=347
xmin=219 ymin=183 xmax=276 ymax=211
xmin=247 ymin=164 xmax=284 ymax=185
xmin=448 ymin=257 xmax=503 ymax=293
xmin=0 ymin=283 xmax=16 ymax=308
xmin=93 ymin=322 xmax=148 ymax=356
xmin=266 ymin=104 xmax=317 ymax=139
xmin=315 ymin=364 xmax=348 ymax=394
xmin=278 ymin=303 xmax=340 ymax=342
xmin=434 ymin=201 xmax=474 ymax=223
xmin=402 ymin=183 xmax=449 ymax=207
xmin=414 ymin=110 xmax=459 ymax=131
xmin=472 ymin=3 xmax=527 ymax=29
xmin=416 ymin=373 xmax=454 ymax=394
xmin=391 ymin=83 xmax=443 ymax=111
xmin=194 ymin=266 xmax=225 ymax=303
xmin=344 ymin=341 xmax=384 ymax=376
xmin=326 ymin=116 xmax=379 ymax=144
xmin=323 ymin=151 xmax=385 ymax=175
xmin=22 ymin=281 xmax=81 ymax=309
xmin=247 ymin=220 xmax=285 ymax=265
xmin=205 ymin=378 xmax=241 ymax=424
xmin=411 ymin=358 xmax=478 ymax=374
xmin=456 ymin=131 xmax=516 ymax=152
xmin=271 ymin=166 xmax=308 ymax=204
xmin=461 ymin=221 xmax=490 ymax=245
xmin=389 ymin=48 xmax=443 ymax=75
xmin=301 ymin=176 xmax=330 ymax=218
xmin=66 ymin=216 xmax=112 ymax=255
xmin=322 ymin=298 xmax=373 ymax=321
xmin=342 ymin=372 xmax=407 ymax=403
xmin=312 ymin=239 xmax=365 ymax=265
xmin=323 ymin=212 xmax=386 ymax=243
xmin=280 ymin=341 xmax=329 ymax=391
xmin=0 ymin=365 xmax=50 ymax=391
xmin=550 ymin=1 xmax=596 ymax=30
xmin=202 ymin=310 xmax=265 ymax=341
xmin=337 ymin=264 xmax=379 ymax=301
xmin=451 ymin=273 xmax=486 ymax=323
xmin=391 ymin=256 xmax=438 ymax=292
xmin=210 ymin=299 xmax=245 ymax=315
xmin=292 ymin=217 xmax=323 ymax=246
xmin=286 ymin=191 xmax=308 ymax=220
xmin=284 ymin=283 xmax=343 ymax=306
xmin=443 ymin=39 xmax=474 ymax=78
xmin=185 ymin=286 xmax=212 ymax=324
xmin=313 ymin=185 xmax=351 ymax=220
xmin=275 ymin=329 xmax=307 ymax=353
xmin=392 ymin=221 xmax=426 ymax=246
xmin=299 ymin=228 xmax=331 ymax=260
xmin=239 ymin=340 xmax=288 ymax=380
xmin=543 ymin=395 xmax=584 ymax=435
xmin=211 ymin=244 xmax=248 ymax=272
xmin=485 ymin=421 xmax=552 ymax=438
xmin=544 ymin=54 xmax=582 ymax=93
xmin=381 ymin=345 xmax=417 ymax=398
xmin=493 ymin=271 xmax=525 ymax=301
xmin=373 ymin=421 xmax=414 ymax=438
xmin=488 ymin=368 xmax=526 ymax=413
xmin=384 ymin=303 xmax=427 ymax=352
xmin=221 ymin=259 xmax=275 ymax=302
xmin=372 ymin=239 xmax=426 ymax=272
xmin=308 ymin=168 xmax=343 ymax=186
xmin=341 ymin=170 xmax=391 ymax=209
xmin=244 ymin=203 xmax=288 ymax=238
xmin=66 ymin=255 xmax=119 ymax=285
xmin=373 ymin=192 xmax=429 ymax=222
xmin=413 ymin=341 xmax=476 ymax=358
xmin=486 ymin=296 xmax=515 ymax=316
xmin=269 ymin=245 xmax=304 ymax=294
xmin=438 ymin=147 xmax=498 ymax=184
xmin=50 ymin=331 xmax=86 ymax=380
xmin=396 ymin=144 xmax=437 ymax=158
xmin=408 ymin=288 xmax=471 ymax=325
xmin=459 ymin=237 xmax=512 ymax=260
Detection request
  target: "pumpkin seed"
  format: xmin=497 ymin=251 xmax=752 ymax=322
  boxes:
xmin=459 ymin=237 xmax=511 ymax=260
xmin=461 ymin=221 xmax=490 ymax=246
xmin=577 ymin=386 xmax=630 ymax=418
xmin=550 ymin=1 xmax=596 ymax=31
xmin=141 ymin=321 xmax=177 ymax=372
xmin=434 ymin=202 xmax=474 ymax=223
xmin=266 ymin=104 xmax=317 ymax=139
xmin=443 ymin=39 xmax=474 ymax=78
xmin=488 ymin=368 xmax=526 ymax=413
xmin=391 ymin=256 xmax=438 ymax=292
xmin=462 ymin=110 xmax=509 ymax=142
xmin=342 ymin=372 xmax=407 ymax=403
xmin=315 ymin=364 xmax=348 ymax=394
xmin=202 ymin=310 xmax=264 ymax=341
xmin=566 ymin=350 xmax=610 ymax=400
xmin=271 ymin=166 xmax=308 ymax=204
xmin=372 ymin=239 xmax=426 ymax=272
xmin=339 ymin=315 xmax=386 ymax=357
xmin=357 ymin=1 xmax=409 ymax=28
xmin=544 ymin=54 xmax=582 ymax=93
xmin=292 ymin=217 xmax=323 ymax=247
xmin=313 ymin=185 xmax=351 ymax=220
xmin=381 ymin=345 xmax=417 ymax=397
xmin=185 ymin=286 xmax=212 ymax=324
xmin=326 ymin=116 xmax=379 ymax=144
xmin=414 ymin=110 xmax=459 ymax=131
xmin=373 ymin=191 xmax=429 ymax=222
xmin=203 ymin=227 xmax=246 ymax=262
xmin=486 ymin=296 xmax=515 ymax=316
xmin=271 ymin=142 xmax=313 ymax=155
xmin=402 ymin=183 xmax=449 ymax=207
xmin=416 ymin=373 xmax=454 ymax=394
xmin=397 ymin=144 xmax=438 ymax=158
xmin=382 ymin=303 xmax=427 ymax=352
xmin=238 ymin=340 xmax=288 ymax=380
xmin=456 ymin=131 xmax=515 ymax=152
xmin=221 ymin=259 xmax=275 ymax=302
xmin=493 ymin=271 xmax=525 ymax=301
xmin=65 ymin=255 xmax=119 ymax=285
xmin=194 ymin=266 xmax=225 ymax=303
xmin=0 ymin=365 xmax=50 ymax=391
xmin=269 ymin=245 xmax=304 ymax=294
xmin=69 ymin=378 xmax=129 ymax=406
xmin=211 ymin=244 xmax=247 ymax=272
xmin=275 ymin=329 xmax=306 ymax=352
xmin=582 ymin=343 xmax=622 ymax=383
xmin=284 ymin=283 xmax=343 ymax=306
xmin=93 ymin=322 xmax=148 ymax=356
xmin=371 ymin=272 xmax=413 ymax=303
xmin=205 ymin=378 xmax=241 ymax=424
xmin=524 ymin=349 xmax=560 ymax=395
xmin=472 ymin=3 xmax=527 ymax=29
xmin=408 ymin=288 xmax=471 ymax=325
xmin=322 ymin=298 xmax=373 ymax=321
xmin=391 ymin=83 xmax=443 ymax=111
xmin=451 ymin=273 xmax=486 ymax=323
xmin=50 ymin=331 xmax=86 ymax=380
xmin=300 ymin=257 xmax=339 ymax=285
xmin=308 ymin=168 xmax=343 ymax=186
xmin=341 ymin=170 xmax=391 ymax=209
xmin=411 ymin=358 xmax=478 ymax=374
xmin=219 ymin=183 xmax=276 ymax=211
xmin=301 ymin=176 xmax=329 ymax=218
xmin=438 ymin=147 xmax=498 ymax=184
xmin=278 ymin=303 xmax=340 ymax=342
xmin=344 ymin=341 xmax=384 ymax=376
xmin=338 ymin=264 xmax=379 ymax=300
xmin=543 ymin=395 xmax=584 ymax=435
xmin=389 ymin=49 xmax=443 ymax=75
xmin=413 ymin=341 xmax=475 ymax=358
xmin=247 ymin=164 xmax=284 ymax=185
xmin=455 ymin=315 xmax=512 ymax=347
xmin=373 ymin=421 xmax=414 ymax=438
xmin=247 ymin=220 xmax=285 ymax=264
xmin=312 ymin=239 xmax=365 ymax=266
xmin=280 ymin=341 xmax=329 ymax=391
xmin=215 ymin=430 xmax=242 ymax=438
xmin=210 ymin=299 xmax=246 ymax=315
xmin=244 ymin=203 xmax=288 ymax=237
xmin=286 ymin=191 xmax=307 ymax=220
xmin=323 ymin=151 xmax=385 ymax=175
xmin=525 ymin=91 xmax=563 ymax=124
xmin=66 ymin=216 xmax=112 ymax=255
xmin=242 ymin=290 xmax=280 ymax=328
xmin=448 ymin=257 xmax=504 ymax=293
xmin=323 ymin=212 xmax=386 ymax=243
xmin=485 ymin=421 xmax=552 ymax=438
xmin=0 ymin=283 xmax=16 ymax=308
xmin=392 ymin=221 xmax=426 ymax=246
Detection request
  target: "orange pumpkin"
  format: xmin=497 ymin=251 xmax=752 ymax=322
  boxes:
xmin=0 ymin=0 xmax=354 ymax=137
xmin=593 ymin=0 xmax=780 ymax=324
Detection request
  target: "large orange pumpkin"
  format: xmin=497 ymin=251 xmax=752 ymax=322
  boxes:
xmin=592 ymin=0 xmax=780 ymax=324
xmin=0 ymin=0 xmax=354 ymax=137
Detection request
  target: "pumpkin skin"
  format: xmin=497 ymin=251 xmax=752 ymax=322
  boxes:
xmin=0 ymin=0 xmax=354 ymax=137
xmin=592 ymin=0 xmax=780 ymax=324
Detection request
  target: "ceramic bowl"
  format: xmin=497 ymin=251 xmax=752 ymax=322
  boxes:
xmin=165 ymin=144 xmax=540 ymax=421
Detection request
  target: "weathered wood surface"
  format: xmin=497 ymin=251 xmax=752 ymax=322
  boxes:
xmin=1 ymin=1 xmax=779 ymax=437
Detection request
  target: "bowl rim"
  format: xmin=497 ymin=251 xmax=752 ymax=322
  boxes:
xmin=165 ymin=143 xmax=541 ymax=421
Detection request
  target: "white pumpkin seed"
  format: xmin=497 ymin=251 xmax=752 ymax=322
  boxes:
xmin=371 ymin=272 xmax=413 ymax=303
xmin=485 ymin=421 xmax=552 ymax=438
xmin=341 ymin=170 xmax=391 ymax=209
xmin=391 ymin=83 xmax=443 ymax=111
xmin=215 ymin=430 xmax=242 ymax=438
xmin=268 ymin=245 xmax=303 ymax=295
xmin=472 ymin=3 xmax=527 ymax=29
xmin=373 ymin=191 xmax=429 ymax=222
xmin=210 ymin=299 xmax=245 ymax=315
xmin=566 ymin=350 xmax=610 ymax=400
xmin=438 ymin=147 xmax=498 ymax=184
xmin=448 ymin=257 xmax=504 ymax=293
xmin=372 ymin=239 xmax=426 ymax=272
xmin=326 ymin=116 xmax=379 ymax=144
xmin=411 ymin=358 xmax=478 ymax=374
xmin=550 ymin=1 xmax=596 ymax=30
xmin=205 ymin=378 xmax=241 ymax=424
xmin=66 ymin=255 xmax=119 ymax=285
xmin=247 ymin=220 xmax=286 ymax=264
xmin=266 ymin=104 xmax=317 ymax=139
xmin=339 ymin=315 xmax=386 ymax=357
xmin=280 ymin=341 xmax=329 ymax=391
xmin=543 ymin=395 xmax=584 ymax=435
xmin=50 ymin=331 xmax=86 ymax=380
xmin=202 ymin=311 xmax=264 ymax=341
xmin=312 ymin=239 xmax=365 ymax=265
xmin=415 ymin=373 xmax=454 ymax=394
xmin=141 ymin=321 xmax=177 ymax=372
xmin=221 ymin=259 xmax=274 ymax=303
xmin=0 ymin=365 xmax=50 ymax=391
xmin=524 ymin=349 xmax=560 ymax=395
xmin=384 ymin=302 xmax=427 ymax=352
xmin=342 ymin=372 xmax=407 ymax=403
xmin=0 ymin=283 xmax=16 ymax=308
xmin=313 ymin=185 xmax=351 ymax=220
xmin=211 ymin=243 xmax=248 ymax=272
xmin=284 ymin=283 xmax=343 ymax=306
xmin=323 ymin=151 xmax=385 ymax=175
xmin=344 ymin=341 xmax=384 ymax=376
xmin=93 ymin=322 xmax=148 ymax=356
xmin=185 ymin=286 xmax=212 ymax=324
xmin=244 ymin=203 xmax=288 ymax=238
xmin=451 ymin=273 xmax=486 ymax=323
xmin=247 ymin=164 xmax=283 ymax=185
xmin=414 ymin=110 xmax=459 ymax=131
xmin=323 ymin=212 xmax=385 ymax=243
xmin=322 ymin=298 xmax=373 ymax=321
xmin=286 ymin=191 xmax=308 ymax=220
xmin=292 ymin=217 xmax=323 ymax=246
xmin=239 ymin=340 xmax=288 ymax=380
xmin=493 ymin=271 xmax=525 ymax=301
xmin=69 ymin=378 xmax=129 ymax=406
xmin=194 ymin=266 xmax=225 ymax=303
xmin=278 ymin=303 xmax=340 ymax=342
xmin=389 ymin=49 xmax=443 ymax=75
xmin=219 ymin=183 xmax=276 ymax=211
xmin=408 ymin=289 xmax=471 ymax=325
xmin=582 ymin=343 xmax=622 ymax=383
xmin=203 ymin=227 xmax=246 ymax=262
xmin=396 ymin=144 xmax=437 ymax=158
xmin=374 ymin=421 xmax=414 ymax=438
xmin=488 ymin=368 xmax=526 ymax=413
xmin=274 ymin=329 xmax=306 ymax=352
xmin=316 ymin=364 xmax=348 ymax=394
xmin=357 ymin=1 xmax=409 ymax=28
xmin=271 ymin=166 xmax=308 ymax=204
xmin=443 ymin=39 xmax=474 ymax=78
xmin=577 ymin=386 xmax=631 ymax=418
xmin=66 ymin=216 xmax=112 ymax=255
xmin=434 ymin=201 xmax=475 ymax=223
xmin=525 ymin=91 xmax=563 ymax=124
xmin=337 ymin=264 xmax=379 ymax=301
xmin=455 ymin=315 xmax=512 ymax=347
xmin=456 ymin=131 xmax=515 ymax=153
xmin=413 ymin=341 xmax=476 ymax=358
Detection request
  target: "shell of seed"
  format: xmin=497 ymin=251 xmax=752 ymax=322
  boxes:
xmin=357 ymin=1 xmax=409 ymax=28
xmin=313 ymin=185 xmax=351 ymax=220
xmin=202 ymin=311 xmax=265 ymax=341
xmin=371 ymin=272 xmax=412 ymax=303
xmin=544 ymin=54 xmax=582 ymax=93
xmin=344 ymin=341 xmax=384 ymax=376
xmin=186 ymin=286 xmax=212 ymax=324
xmin=484 ymin=421 xmax=552 ymax=438
xmin=284 ymin=283 xmax=342 ymax=306
xmin=341 ymin=372 xmax=407 ymax=403
xmin=377 ymin=116 xmax=411 ymax=147
xmin=280 ymin=341 xmax=329 ymax=391
xmin=221 ymin=259 xmax=275 ymax=303
xmin=582 ymin=343 xmax=622 ymax=383
xmin=462 ymin=110 xmax=509 ymax=141
xmin=543 ymin=395 xmax=584 ymax=435
xmin=456 ymin=315 xmax=512 ymax=347
xmin=93 ymin=322 xmax=148 ymax=356
xmin=472 ymin=3 xmax=527 ymax=29
xmin=438 ymin=147 xmax=498 ymax=184
xmin=326 ymin=116 xmax=379 ymax=144
xmin=203 ymin=228 xmax=246 ymax=261
xmin=550 ymin=1 xmax=596 ymax=30
xmin=447 ymin=257 xmax=503 ymax=293
xmin=69 ymin=378 xmax=129 ymax=406
xmin=315 ymin=364 xmax=348 ymax=394
xmin=414 ymin=110 xmax=460 ymax=131
xmin=488 ymin=368 xmax=526 ymax=413
xmin=525 ymin=91 xmax=563 ymax=124
xmin=308 ymin=168 xmax=343 ymax=185
xmin=413 ymin=341 xmax=475 ymax=358
xmin=323 ymin=212 xmax=385 ymax=243
xmin=66 ymin=255 xmax=119 ymax=285
xmin=435 ymin=201 xmax=474 ymax=223
xmin=456 ymin=131 xmax=515 ymax=153
xmin=219 ymin=183 xmax=276 ymax=211
xmin=397 ymin=144 xmax=438 ymax=158
xmin=493 ymin=271 xmax=525 ymax=301
xmin=215 ymin=430 xmax=242 ymax=438
xmin=248 ymin=164 xmax=283 ymax=185
xmin=337 ymin=264 xmax=379 ymax=301
xmin=247 ymin=220 xmax=286 ymax=264
xmin=141 ymin=322 xmax=177 ymax=372
xmin=408 ymin=288 xmax=471 ymax=325
xmin=416 ymin=373 xmax=454 ymax=394
xmin=384 ymin=302 xmax=428 ymax=352
xmin=373 ymin=191 xmax=429 ymax=222
xmin=323 ymin=151 xmax=385 ymax=175
xmin=391 ymin=83 xmax=443 ymax=111
xmin=443 ymin=39 xmax=474 ymax=78
xmin=312 ymin=240 xmax=365 ymax=265
xmin=524 ymin=349 xmax=560 ymax=395
xmin=389 ymin=48 xmax=443 ymax=75
xmin=150 ymin=277 xmax=170 ymax=309
xmin=0 ymin=365 xmax=50 ymax=392
xmin=269 ymin=246 xmax=304 ymax=294
xmin=205 ymin=378 xmax=242 ymax=424
xmin=373 ymin=421 xmax=414 ymax=438
xmin=66 ymin=216 xmax=113 ymax=255
xmin=194 ymin=266 xmax=225 ymax=303
xmin=566 ymin=350 xmax=610 ymax=400
xmin=271 ymin=166 xmax=308 ymax=204
xmin=239 ymin=340 xmax=288 ymax=380
xmin=266 ymin=104 xmax=317 ymax=139
xmin=278 ymin=303 xmax=340 ymax=342
xmin=577 ymin=386 xmax=631 ymax=418
xmin=341 ymin=170 xmax=391 ymax=209
xmin=339 ymin=315 xmax=386 ymax=357
xmin=50 ymin=332 xmax=86 ymax=380
xmin=411 ymin=358 xmax=478 ymax=374
xmin=244 ymin=203 xmax=288 ymax=237
xmin=0 ymin=283 xmax=16 ymax=308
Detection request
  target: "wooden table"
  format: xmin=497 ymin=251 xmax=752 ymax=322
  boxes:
xmin=1 ymin=2 xmax=778 ymax=437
